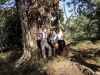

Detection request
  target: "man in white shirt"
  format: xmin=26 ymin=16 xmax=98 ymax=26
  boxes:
xmin=40 ymin=28 xmax=52 ymax=59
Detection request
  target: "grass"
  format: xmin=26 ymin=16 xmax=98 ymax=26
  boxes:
xmin=0 ymin=64 xmax=43 ymax=75
xmin=0 ymin=48 xmax=48 ymax=75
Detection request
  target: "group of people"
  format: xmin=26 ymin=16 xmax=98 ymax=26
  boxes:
xmin=37 ymin=27 xmax=65 ymax=60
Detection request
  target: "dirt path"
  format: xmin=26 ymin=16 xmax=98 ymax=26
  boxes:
xmin=42 ymin=56 xmax=84 ymax=75
xmin=41 ymin=40 xmax=100 ymax=75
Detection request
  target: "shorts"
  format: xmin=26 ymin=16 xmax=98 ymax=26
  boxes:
xmin=49 ymin=40 xmax=56 ymax=48
xmin=50 ymin=40 xmax=57 ymax=44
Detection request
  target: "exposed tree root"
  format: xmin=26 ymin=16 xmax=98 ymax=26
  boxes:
xmin=14 ymin=49 xmax=31 ymax=68
xmin=76 ymin=63 xmax=96 ymax=75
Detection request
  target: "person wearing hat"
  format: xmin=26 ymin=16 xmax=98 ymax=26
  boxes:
xmin=49 ymin=27 xmax=57 ymax=57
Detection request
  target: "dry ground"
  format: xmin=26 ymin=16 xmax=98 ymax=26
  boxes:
xmin=41 ymin=40 xmax=100 ymax=75
xmin=0 ymin=40 xmax=100 ymax=75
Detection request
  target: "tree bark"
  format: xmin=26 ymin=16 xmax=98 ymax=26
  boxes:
xmin=15 ymin=0 xmax=38 ymax=68
xmin=0 ymin=22 xmax=3 ymax=53
xmin=14 ymin=0 xmax=60 ymax=68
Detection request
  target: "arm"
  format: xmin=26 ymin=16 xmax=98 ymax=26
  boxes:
xmin=63 ymin=32 xmax=66 ymax=36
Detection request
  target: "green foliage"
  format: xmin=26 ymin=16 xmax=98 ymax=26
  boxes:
xmin=3 ymin=11 xmax=22 ymax=48
xmin=95 ymin=0 xmax=100 ymax=4
xmin=0 ymin=55 xmax=4 ymax=64
xmin=52 ymin=9 xmax=64 ymax=28
xmin=0 ymin=0 xmax=22 ymax=49
xmin=0 ymin=65 xmax=22 ymax=75
xmin=0 ymin=62 xmax=44 ymax=75
xmin=62 ymin=0 xmax=100 ymax=40
xmin=9 ymin=50 xmax=23 ymax=61
xmin=0 ymin=0 xmax=8 ymax=5
xmin=65 ymin=13 xmax=98 ymax=40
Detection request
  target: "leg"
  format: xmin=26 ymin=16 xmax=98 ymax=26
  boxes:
xmin=41 ymin=43 xmax=46 ymax=59
xmin=45 ymin=43 xmax=52 ymax=57
xmin=53 ymin=44 xmax=57 ymax=56
xmin=60 ymin=40 xmax=64 ymax=52
xmin=63 ymin=40 xmax=65 ymax=47
xmin=58 ymin=40 xmax=62 ymax=51
xmin=50 ymin=40 xmax=54 ymax=56
xmin=58 ymin=40 xmax=63 ymax=54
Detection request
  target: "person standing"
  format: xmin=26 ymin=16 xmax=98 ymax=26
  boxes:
xmin=57 ymin=27 xmax=65 ymax=55
xmin=49 ymin=28 xmax=57 ymax=56
xmin=40 ymin=28 xmax=52 ymax=59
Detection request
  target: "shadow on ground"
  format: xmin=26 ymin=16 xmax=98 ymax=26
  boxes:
xmin=62 ymin=40 xmax=100 ymax=73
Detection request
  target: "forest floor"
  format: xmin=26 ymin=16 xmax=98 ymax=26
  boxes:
xmin=41 ymin=39 xmax=100 ymax=75
xmin=0 ymin=39 xmax=100 ymax=75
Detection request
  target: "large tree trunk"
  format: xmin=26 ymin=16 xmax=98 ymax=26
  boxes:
xmin=15 ymin=0 xmax=60 ymax=68
xmin=15 ymin=0 xmax=38 ymax=68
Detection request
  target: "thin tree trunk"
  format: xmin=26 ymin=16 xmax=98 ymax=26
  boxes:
xmin=0 ymin=22 xmax=3 ymax=53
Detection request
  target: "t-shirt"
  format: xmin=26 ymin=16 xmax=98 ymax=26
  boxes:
xmin=41 ymin=32 xmax=47 ymax=43
xmin=50 ymin=31 xmax=57 ymax=40
xmin=57 ymin=31 xmax=64 ymax=40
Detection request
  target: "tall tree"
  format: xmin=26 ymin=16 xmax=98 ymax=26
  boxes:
xmin=15 ymin=0 xmax=60 ymax=68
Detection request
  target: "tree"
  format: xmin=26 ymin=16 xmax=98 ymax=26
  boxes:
xmin=52 ymin=9 xmax=64 ymax=28
xmin=62 ymin=0 xmax=100 ymax=39
xmin=15 ymin=0 xmax=60 ymax=68
xmin=95 ymin=7 xmax=100 ymax=38
xmin=0 ymin=0 xmax=11 ymax=52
